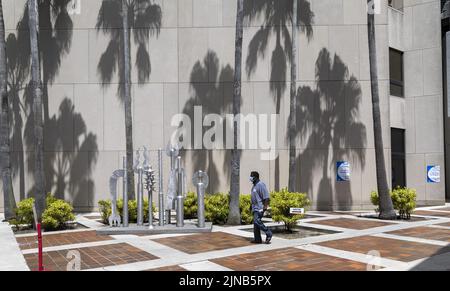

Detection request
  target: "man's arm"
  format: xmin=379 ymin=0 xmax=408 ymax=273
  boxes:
xmin=263 ymin=199 xmax=270 ymax=210
xmin=261 ymin=183 xmax=270 ymax=211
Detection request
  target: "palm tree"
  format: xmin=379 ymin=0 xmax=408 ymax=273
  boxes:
xmin=367 ymin=0 xmax=396 ymax=219
xmin=288 ymin=0 xmax=298 ymax=192
xmin=12 ymin=0 xmax=74 ymax=202
xmin=0 ymin=0 xmax=17 ymax=220
xmin=228 ymin=0 xmax=244 ymax=225
xmin=27 ymin=0 xmax=45 ymax=219
xmin=96 ymin=0 xmax=162 ymax=200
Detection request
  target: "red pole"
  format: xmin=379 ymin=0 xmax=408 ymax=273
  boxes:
xmin=37 ymin=223 xmax=44 ymax=271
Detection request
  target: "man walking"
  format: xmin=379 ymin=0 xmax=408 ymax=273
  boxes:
xmin=249 ymin=171 xmax=273 ymax=244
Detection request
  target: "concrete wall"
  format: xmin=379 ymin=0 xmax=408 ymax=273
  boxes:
xmin=0 ymin=0 xmax=444 ymax=212
xmin=389 ymin=0 xmax=445 ymax=206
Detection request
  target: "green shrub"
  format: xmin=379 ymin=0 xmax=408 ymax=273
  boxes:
xmin=392 ymin=188 xmax=417 ymax=219
xmin=98 ymin=199 xmax=156 ymax=225
xmin=184 ymin=191 xmax=198 ymax=219
xmin=46 ymin=193 xmax=58 ymax=206
xmin=41 ymin=200 xmax=75 ymax=231
xmin=370 ymin=191 xmax=380 ymax=213
xmin=270 ymin=188 xmax=310 ymax=232
xmin=239 ymin=194 xmax=253 ymax=225
xmin=98 ymin=200 xmax=112 ymax=224
xmin=12 ymin=197 xmax=35 ymax=226
xmin=391 ymin=188 xmax=416 ymax=219
xmin=370 ymin=188 xmax=417 ymax=220
xmin=205 ymin=193 xmax=229 ymax=225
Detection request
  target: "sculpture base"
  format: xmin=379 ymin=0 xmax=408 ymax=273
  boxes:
xmin=96 ymin=222 xmax=213 ymax=236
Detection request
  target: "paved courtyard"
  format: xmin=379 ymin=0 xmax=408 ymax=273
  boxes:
xmin=1 ymin=205 xmax=450 ymax=271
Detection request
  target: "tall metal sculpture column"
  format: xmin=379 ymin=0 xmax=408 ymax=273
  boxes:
xmin=135 ymin=150 xmax=144 ymax=226
xmin=176 ymin=156 xmax=185 ymax=227
xmin=122 ymin=156 xmax=128 ymax=227
xmin=143 ymin=148 xmax=155 ymax=229
xmin=193 ymin=170 xmax=208 ymax=228
xmin=158 ymin=149 xmax=164 ymax=226
xmin=166 ymin=144 xmax=180 ymax=224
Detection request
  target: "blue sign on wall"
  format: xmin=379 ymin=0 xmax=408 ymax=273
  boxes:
xmin=337 ymin=161 xmax=351 ymax=182
xmin=427 ymin=166 xmax=441 ymax=183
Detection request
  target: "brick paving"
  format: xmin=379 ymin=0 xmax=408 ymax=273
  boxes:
xmin=24 ymin=243 xmax=158 ymax=271
xmin=154 ymin=232 xmax=252 ymax=254
xmin=212 ymin=248 xmax=371 ymax=271
xmin=388 ymin=227 xmax=450 ymax=242
xmin=413 ymin=210 xmax=450 ymax=218
xmin=150 ymin=265 xmax=187 ymax=271
xmin=318 ymin=236 xmax=450 ymax=262
xmin=6 ymin=207 xmax=450 ymax=271
xmin=434 ymin=207 xmax=450 ymax=212
xmin=16 ymin=231 xmax=113 ymax=250
xmin=308 ymin=218 xmax=392 ymax=230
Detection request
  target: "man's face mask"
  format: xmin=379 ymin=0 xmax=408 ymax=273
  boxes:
xmin=250 ymin=176 xmax=255 ymax=183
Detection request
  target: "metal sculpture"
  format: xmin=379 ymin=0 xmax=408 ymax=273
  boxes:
xmin=144 ymin=159 xmax=155 ymax=229
xmin=109 ymin=168 xmax=125 ymax=227
xmin=158 ymin=149 xmax=164 ymax=226
xmin=175 ymin=156 xmax=185 ymax=227
xmin=122 ymin=157 xmax=128 ymax=227
xmin=193 ymin=170 xmax=209 ymax=228
xmin=105 ymin=144 xmax=210 ymax=233
xmin=166 ymin=143 xmax=180 ymax=224
xmin=134 ymin=149 xmax=144 ymax=226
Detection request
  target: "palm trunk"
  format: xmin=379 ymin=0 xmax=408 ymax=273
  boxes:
xmin=228 ymin=0 xmax=244 ymax=225
xmin=288 ymin=0 xmax=298 ymax=192
xmin=28 ymin=0 xmax=46 ymax=220
xmin=0 ymin=0 xmax=16 ymax=220
xmin=122 ymin=0 xmax=135 ymax=200
xmin=367 ymin=3 xmax=396 ymax=220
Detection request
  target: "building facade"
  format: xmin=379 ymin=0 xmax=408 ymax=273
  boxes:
xmin=0 ymin=0 xmax=446 ymax=212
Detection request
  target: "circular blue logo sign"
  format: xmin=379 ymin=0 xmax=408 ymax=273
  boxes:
xmin=427 ymin=166 xmax=440 ymax=183
xmin=337 ymin=162 xmax=351 ymax=182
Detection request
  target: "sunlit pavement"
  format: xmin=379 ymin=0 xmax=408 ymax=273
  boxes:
xmin=2 ymin=204 xmax=450 ymax=271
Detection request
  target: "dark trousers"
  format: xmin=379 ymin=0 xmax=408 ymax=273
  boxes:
xmin=253 ymin=211 xmax=272 ymax=242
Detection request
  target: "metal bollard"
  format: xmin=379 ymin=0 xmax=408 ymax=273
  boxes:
xmin=193 ymin=171 xmax=209 ymax=228
xmin=176 ymin=156 xmax=184 ymax=227
xmin=122 ymin=157 xmax=129 ymax=227
xmin=158 ymin=149 xmax=164 ymax=226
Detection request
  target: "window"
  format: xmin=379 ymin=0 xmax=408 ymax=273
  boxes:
xmin=391 ymin=128 xmax=406 ymax=189
xmin=389 ymin=48 xmax=404 ymax=97
xmin=389 ymin=0 xmax=404 ymax=11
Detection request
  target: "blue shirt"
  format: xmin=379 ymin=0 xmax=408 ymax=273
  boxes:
xmin=251 ymin=181 xmax=270 ymax=212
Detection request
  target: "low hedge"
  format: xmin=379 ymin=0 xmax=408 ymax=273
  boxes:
xmin=239 ymin=194 xmax=253 ymax=225
xmin=371 ymin=187 xmax=417 ymax=220
xmin=205 ymin=193 xmax=229 ymax=225
xmin=183 ymin=190 xmax=310 ymax=227
xmin=270 ymin=188 xmax=310 ymax=231
xmin=9 ymin=194 xmax=75 ymax=231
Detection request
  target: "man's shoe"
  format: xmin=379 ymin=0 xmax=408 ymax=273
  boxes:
xmin=265 ymin=235 xmax=272 ymax=244
xmin=251 ymin=240 xmax=263 ymax=244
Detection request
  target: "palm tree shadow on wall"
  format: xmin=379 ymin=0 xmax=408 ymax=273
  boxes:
xmin=244 ymin=0 xmax=314 ymax=191
xmin=96 ymin=0 xmax=162 ymax=102
xmin=8 ymin=1 xmax=98 ymax=208
xmin=296 ymin=48 xmax=366 ymax=211
xmin=179 ymin=51 xmax=234 ymax=194
xmin=7 ymin=32 xmax=29 ymax=201
xmin=96 ymin=0 xmax=162 ymax=200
